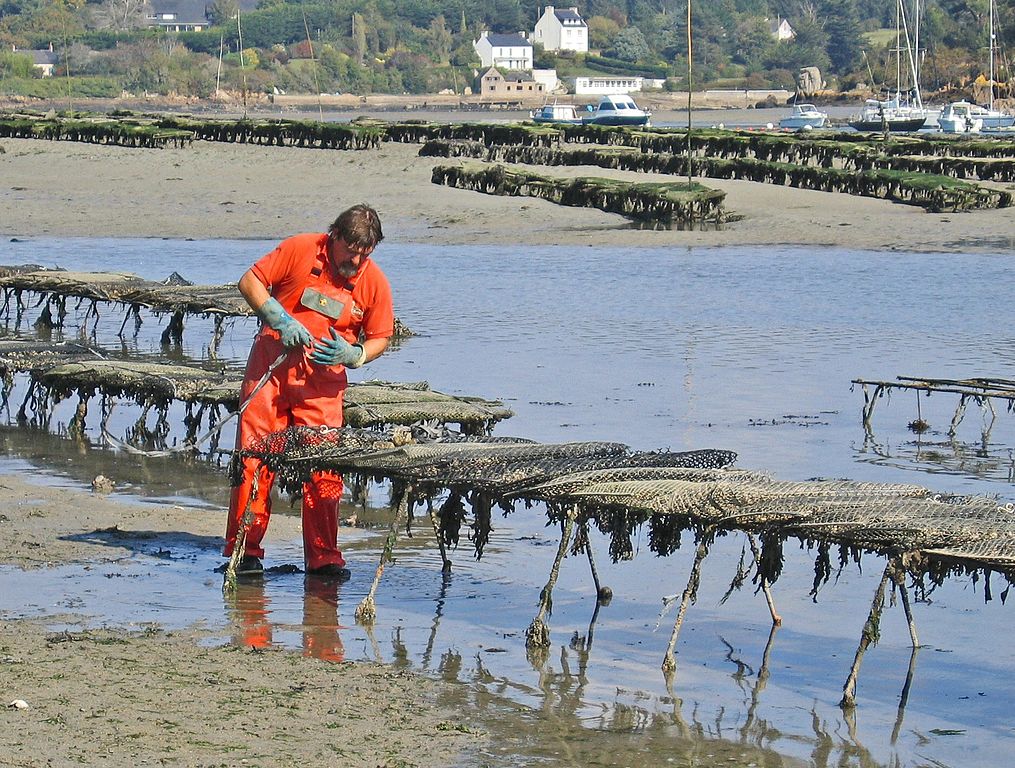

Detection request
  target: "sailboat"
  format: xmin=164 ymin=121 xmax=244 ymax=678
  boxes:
xmin=938 ymin=0 xmax=1013 ymax=132
xmin=850 ymin=0 xmax=928 ymax=132
xmin=980 ymin=0 xmax=1014 ymax=129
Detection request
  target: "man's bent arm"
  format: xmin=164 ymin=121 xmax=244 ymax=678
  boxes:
xmin=238 ymin=269 xmax=270 ymax=312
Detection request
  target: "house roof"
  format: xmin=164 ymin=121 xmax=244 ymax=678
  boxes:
xmin=484 ymin=33 xmax=531 ymax=48
xmin=149 ymin=0 xmax=208 ymax=25
xmin=554 ymin=8 xmax=586 ymax=25
xmin=27 ymin=50 xmax=59 ymax=66
xmin=768 ymin=17 xmax=794 ymax=34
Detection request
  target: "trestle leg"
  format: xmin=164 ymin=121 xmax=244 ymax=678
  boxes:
xmin=223 ymin=472 xmax=260 ymax=595
xmin=662 ymin=534 xmax=712 ymax=673
xmin=526 ymin=507 xmax=576 ymax=649
xmin=861 ymin=384 xmax=884 ymax=434
xmin=355 ymin=486 xmax=411 ymax=624
xmin=948 ymin=395 xmax=968 ymax=437
xmin=747 ymin=533 xmax=781 ymax=626
xmin=426 ymin=496 xmax=452 ymax=574
xmin=583 ymin=520 xmax=612 ymax=603
xmin=841 ymin=560 xmax=892 ymax=709
xmin=892 ymin=562 xmax=919 ymax=647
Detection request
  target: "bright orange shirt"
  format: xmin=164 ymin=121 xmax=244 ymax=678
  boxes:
xmin=251 ymin=232 xmax=394 ymax=344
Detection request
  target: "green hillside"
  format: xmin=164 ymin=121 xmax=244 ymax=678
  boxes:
xmin=0 ymin=0 xmax=1010 ymax=98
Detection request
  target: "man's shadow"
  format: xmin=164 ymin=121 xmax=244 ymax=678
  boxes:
xmin=61 ymin=526 xmax=223 ymax=559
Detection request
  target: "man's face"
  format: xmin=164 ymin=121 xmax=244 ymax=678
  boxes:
xmin=329 ymin=236 xmax=374 ymax=279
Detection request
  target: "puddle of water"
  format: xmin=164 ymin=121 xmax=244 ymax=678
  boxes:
xmin=2 ymin=237 xmax=1015 ymax=767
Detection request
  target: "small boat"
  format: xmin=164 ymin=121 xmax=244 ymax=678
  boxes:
xmin=979 ymin=0 xmax=1015 ymax=129
xmin=952 ymin=101 xmax=1013 ymax=130
xmin=582 ymin=95 xmax=651 ymax=127
xmin=980 ymin=109 xmax=1015 ymax=130
xmin=937 ymin=101 xmax=984 ymax=133
xmin=530 ymin=102 xmax=584 ymax=125
xmin=848 ymin=96 xmax=928 ymax=132
xmin=778 ymin=103 xmax=828 ymax=130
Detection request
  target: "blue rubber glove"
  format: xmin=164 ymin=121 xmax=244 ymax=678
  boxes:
xmin=311 ymin=327 xmax=367 ymax=368
xmin=256 ymin=297 xmax=312 ymax=349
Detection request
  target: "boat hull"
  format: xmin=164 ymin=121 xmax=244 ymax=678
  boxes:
xmin=583 ymin=115 xmax=650 ymax=127
xmin=938 ymin=117 xmax=982 ymax=133
xmin=532 ymin=116 xmax=584 ymax=126
xmin=848 ymin=117 xmax=927 ymax=132
xmin=980 ymin=114 xmax=1015 ymax=129
xmin=779 ymin=117 xmax=827 ymax=130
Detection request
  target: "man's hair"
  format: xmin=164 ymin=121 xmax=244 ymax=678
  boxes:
xmin=329 ymin=204 xmax=383 ymax=249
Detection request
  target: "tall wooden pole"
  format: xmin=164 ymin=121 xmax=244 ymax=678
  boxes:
xmin=686 ymin=0 xmax=693 ymax=183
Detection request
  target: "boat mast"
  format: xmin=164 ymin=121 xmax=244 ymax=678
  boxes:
xmin=913 ymin=0 xmax=921 ymax=94
xmin=898 ymin=0 xmax=923 ymax=109
xmin=895 ymin=0 xmax=901 ymax=102
xmin=989 ymin=0 xmax=996 ymax=111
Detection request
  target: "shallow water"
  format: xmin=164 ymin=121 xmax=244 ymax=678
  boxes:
xmin=1 ymin=237 xmax=1013 ymax=767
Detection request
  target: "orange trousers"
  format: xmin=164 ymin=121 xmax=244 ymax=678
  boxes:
xmin=223 ymin=334 xmax=348 ymax=571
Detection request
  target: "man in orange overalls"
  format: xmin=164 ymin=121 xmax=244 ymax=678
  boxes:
xmin=223 ymin=204 xmax=394 ymax=579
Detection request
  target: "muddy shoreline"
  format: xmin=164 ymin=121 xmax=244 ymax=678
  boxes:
xmin=3 ymin=131 xmax=1015 ymax=253
xmin=0 ymin=470 xmax=480 ymax=766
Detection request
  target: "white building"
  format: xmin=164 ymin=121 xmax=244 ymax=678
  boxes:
xmin=12 ymin=44 xmax=58 ymax=77
xmin=532 ymin=69 xmax=562 ymax=93
xmin=473 ymin=32 xmax=533 ymax=71
xmin=574 ymin=75 xmax=646 ymax=95
xmin=532 ymin=6 xmax=589 ymax=54
xmin=768 ymin=17 xmax=796 ymax=41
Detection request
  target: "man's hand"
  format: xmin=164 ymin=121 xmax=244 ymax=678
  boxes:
xmin=256 ymin=297 xmax=312 ymax=349
xmin=311 ymin=327 xmax=367 ymax=368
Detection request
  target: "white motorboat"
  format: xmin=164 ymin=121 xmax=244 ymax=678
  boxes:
xmin=582 ymin=95 xmax=651 ymax=127
xmin=937 ymin=101 xmax=984 ymax=133
xmin=530 ymin=102 xmax=584 ymax=126
xmin=779 ymin=103 xmax=828 ymax=130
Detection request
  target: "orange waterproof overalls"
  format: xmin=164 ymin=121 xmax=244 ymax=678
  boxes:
xmin=223 ymin=233 xmax=394 ymax=570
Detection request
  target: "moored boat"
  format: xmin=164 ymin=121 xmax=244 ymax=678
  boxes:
xmin=530 ymin=102 xmax=584 ymax=125
xmin=937 ymin=101 xmax=984 ymax=133
xmin=778 ymin=103 xmax=828 ymax=130
xmin=850 ymin=0 xmax=928 ymax=133
xmin=582 ymin=94 xmax=651 ymax=127
xmin=979 ymin=0 xmax=1015 ymax=129
xmin=848 ymin=96 xmax=928 ymax=132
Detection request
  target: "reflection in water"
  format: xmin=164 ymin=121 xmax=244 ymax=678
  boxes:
xmin=226 ymin=576 xmax=346 ymax=662
xmin=891 ymin=646 xmax=920 ymax=745
xmin=857 ymin=431 xmax=1015 ymax=484
xmin=429 ymin=583 xmax=898 ymax=768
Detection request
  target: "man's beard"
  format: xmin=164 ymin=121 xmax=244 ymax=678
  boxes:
xmin=337 ymin=261 xmax=358 ymax=278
